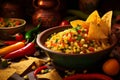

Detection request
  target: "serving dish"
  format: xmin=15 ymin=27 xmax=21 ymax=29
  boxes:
xmin=36 ymin=25 xmax=117 ymax=69
xmin=0 ymin=18 xmax=26 ymax=40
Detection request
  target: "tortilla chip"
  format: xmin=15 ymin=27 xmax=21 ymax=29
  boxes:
xmin=27 ymin=57 xmax=46 ymax=67
xmin=101 ymin=11 xmax=113 ymax=35
xmin=101 ymin=39 xmax=110 ymax=49
xmin=70 ymin=20 xmax=89 ymax=29
xmin=86 ymin=10 xmax=101 ymax=23
xmin=87 ymin=10 xmax=112 ymax=40
xmin=37 ymin=69 xmax=62 ymax=80
xmin=87 ymin=22 xmax=108 ymax=40
xmin=70 ymin=10 xmax=113 ymax=40
xmin=99 ymin=20 xmax=109 ymax=36
xmin=10 ymin=60 xmax=34 ymax=75
xmin=0 ymin=68 xmax=16 ymax=80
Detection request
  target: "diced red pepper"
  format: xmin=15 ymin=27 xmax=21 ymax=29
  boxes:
xmin=15 ymin=20 xmax=21 ymax=25
xmin=77 ymin=30 xmax=81 ymax=34
xmin=68 ymin=37 xmax=76 ymax=42
xmin=88 ymin=47 xmax=95 ymax=52
xmin=77 ymin=42 xmax=83 ymax=47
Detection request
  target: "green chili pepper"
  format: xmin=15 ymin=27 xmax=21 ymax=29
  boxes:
xmin=25 ymin=24 xmax=41 ymax=42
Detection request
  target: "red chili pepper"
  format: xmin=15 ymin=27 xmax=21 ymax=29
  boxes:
xmin=63 ymin=73 xmax=112 ymax=80
xmin=3 ymin=41 xmax=18 ymax=45
xmin=4 ymin=40 xmax=26 ymax=45
xmin=0 ymin=42 xmax=25 ymax=56
xmin=14 ymin=33 xmax=24 ymax=41
xmin=33 ymin=66 xmax=47 ymax=77
xmin=3 ymin=41 xmax=36 ymax=59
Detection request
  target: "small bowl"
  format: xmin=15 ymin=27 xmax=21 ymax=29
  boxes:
xmin=36 ymin=25 xmax=117 ymax=69
xmin=0 ymin=18 xmax=26 ymax=40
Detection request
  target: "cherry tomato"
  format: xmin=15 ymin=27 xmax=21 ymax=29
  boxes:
xmin=60 ymin=20 xmax=70 ymax=26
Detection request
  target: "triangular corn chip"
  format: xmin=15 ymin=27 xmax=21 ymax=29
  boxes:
xmin=70 ymin=10 xmax=112 ymax=40
xmin=27 ymin=56 xmax=46 ymax=67
xmin=0 ymin=68 xmax=16 ymax=80
xmin=86 ymin=10 xmax=101 ymax=23
xmin=10 ymin=60 xmax=34 ymax=75
xmin=101 ymin=39 xmax=110 ymax=49
xmin=87 ymin=22 xmax=108 ymax=40
xmin=99 ymin=20 xmax=109 ymax=36
xmin=37 ymin=69 xmax=62 ymax=80
xmin=101 ymin=11 xmax=113 ymax=35
xmin=70 ymin=20 xmax=89 ymax=29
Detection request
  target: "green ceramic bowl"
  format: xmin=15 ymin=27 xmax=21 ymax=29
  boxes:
xmin=36 ymin=25 xmax=117 ymax=69
xmin=0 ymin=18 xmax=26 ymax=40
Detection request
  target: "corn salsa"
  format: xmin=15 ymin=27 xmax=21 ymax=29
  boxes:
xmin=45 ymin=25 xmax=110 ymax=54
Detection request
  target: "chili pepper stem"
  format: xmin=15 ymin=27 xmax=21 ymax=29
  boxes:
xmin=25 ymin=39 xmax=30 ymax=44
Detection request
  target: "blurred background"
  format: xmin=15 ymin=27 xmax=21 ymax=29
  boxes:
xmin=0 ymin=0 xmax=120 ymax=25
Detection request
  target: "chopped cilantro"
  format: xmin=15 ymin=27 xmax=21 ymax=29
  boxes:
xmin=77 ymin=35 xmax=82 ymax=40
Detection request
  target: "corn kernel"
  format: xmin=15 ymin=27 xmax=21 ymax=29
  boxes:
xmin=83 ymin=44 xmax=88 ymax=48
xmin=80 ymin=39 xmax=85 ymax=44
xmin=41 ymin=70 xmax=45 ymax=74
xmin=80 ymin=51 xmax=84 ymax=54
xmin=84 ymin=33 xmax=88 ymax=37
